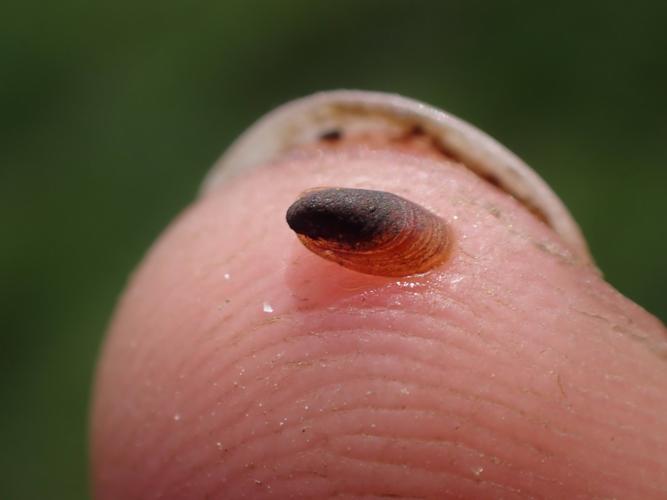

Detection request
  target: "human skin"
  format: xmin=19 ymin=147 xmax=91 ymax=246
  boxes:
xmin=91 ymin=139 xmax=667 ymax=499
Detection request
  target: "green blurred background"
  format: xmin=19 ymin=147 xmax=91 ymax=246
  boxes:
xmin=1 ymin=1 xmax=665 ymax=498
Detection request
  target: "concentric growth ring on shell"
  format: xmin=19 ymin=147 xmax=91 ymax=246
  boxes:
xmin=286 ymin=187 xmax=450 ymax=277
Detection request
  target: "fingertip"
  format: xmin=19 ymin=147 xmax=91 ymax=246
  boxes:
xmin=92 ymin=139 xmax=667 ymax=499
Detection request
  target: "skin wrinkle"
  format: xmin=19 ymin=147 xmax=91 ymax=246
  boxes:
xmin=116 ymin=272 xmax=664 ymax=498
xmin=157 ymin=372 xmax=559 ymax=494
xmin=299 ymin=451 xmax=528 ymax=500
xmin=330 ymin=305 xmax=666 ymax=402
xmin=144 ymin=310 xmax=585 ymax=468
xmin=93 ymin=145 xmax=667 ymax=499
xmin=574 ymin=275 xmax=665 ymax=342
xmin=136 ymin=282 xmax=486 ymax=414
xmin=335 ymin=431 xmax=516 ymax=469
xmin=279 ymin=447 xmax=522 ymax=499
xmin=327 ymin=427 xmax=558 ymax=490
xmin=196 ymin=250 xmax=660 ymax=398
xmin=175 ymin=305 xmax=502 ymax=406
xmin=582 ymin=290 xmax=664 ymax=341
xmin=571 ymin=306 xmax=667 ymax=362
xmin=104 ymin=257 xmax=285 ymax=426
xmin=95 ymin=340 xmax=170 ymax=465
xmin=207 ymin=439 xmax=516 ymax=500
xmin=211 ymin=447 xmax=498 ymax=499
xmin=326 ymin=436 xmax=539 ymax=494
xmin=571 ymin=305 xmax=667 ymax=360
xmin=104 ymin=290 xmax=664 ymax=496
xmin=206 ymin=372 xmax=656 ymax=492
xmin=169 ymin=371 xmax=561 ymax=483
xmin=112 ymin=344 xmax=656 ymax=496
xmin=150 ymin=322 xmax=656 ymax=498
xmin=459 ymin=191 xmax=579 ymax=269
xmin=465 ymin=258 xmax=665 ymax=373
xmin=151 ymin=316 xmax=584 ymax=492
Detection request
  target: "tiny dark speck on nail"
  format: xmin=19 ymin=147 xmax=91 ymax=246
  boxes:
xmin=319 ymin=129 xmax=342 ymax=142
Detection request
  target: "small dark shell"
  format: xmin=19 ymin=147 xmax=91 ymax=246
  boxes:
xmin=286 ymin=188 xmax=450 ymax=277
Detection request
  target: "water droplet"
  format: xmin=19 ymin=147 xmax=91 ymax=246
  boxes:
xmin=223 ymin=273 xmax=231 ymax=280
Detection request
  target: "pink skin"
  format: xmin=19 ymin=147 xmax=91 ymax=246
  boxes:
xmin=91 ymin=143 xmax=667 ymax=499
